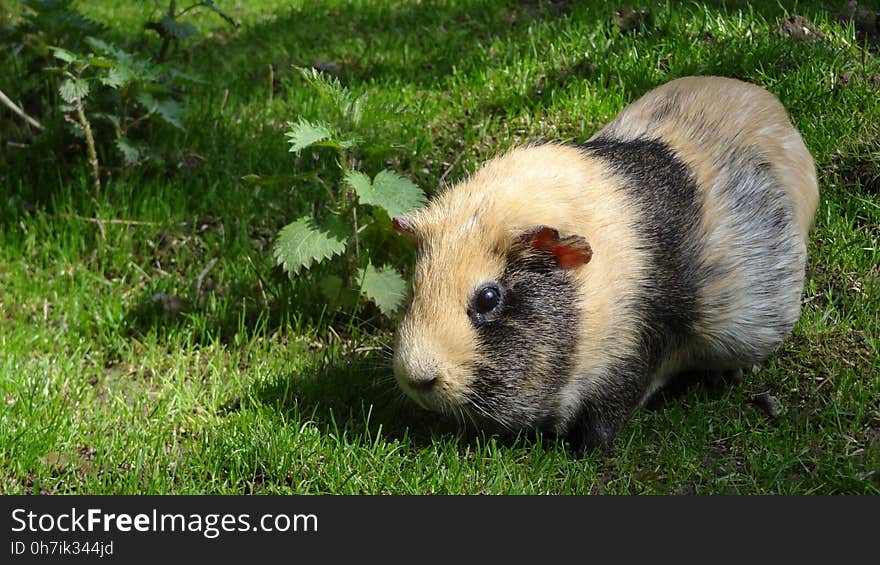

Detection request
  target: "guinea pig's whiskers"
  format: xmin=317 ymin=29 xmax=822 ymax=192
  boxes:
xmin=372 ymin=382 xmax=402 ymax=403
xmin=359 ymin=361 xmax=392 ymax=374
xmin=461 ymin=404 xmax=479 ymax=430
xmin=451 ymin=404 xmax=464 ymax=428
xmin=378 ymin=344 xmax=395 ymax=360
xmin=466 ymin=391 xmax=514 ymax=432
xmin=373 ymin=372 xmax=396 ymax=385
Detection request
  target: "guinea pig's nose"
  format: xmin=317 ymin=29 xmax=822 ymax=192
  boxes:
xmin=407 ymin=371 xmax=438 ymax=390
xmin=393 ymin=346 xmax=441 ymax=395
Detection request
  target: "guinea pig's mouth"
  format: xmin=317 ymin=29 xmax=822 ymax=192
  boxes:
xmin=393 ymin=365 xmax=467 ymax=415
xmin=394 ymin=371 xmax=526 ymax=432
xmin=397 ymin=380 xmax=432 ymax=410
xmin=395 ymin=375 xmax=451 ymax=412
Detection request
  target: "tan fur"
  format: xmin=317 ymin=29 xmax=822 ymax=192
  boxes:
xmin=395 ymin=144 xmax=645 ymax=414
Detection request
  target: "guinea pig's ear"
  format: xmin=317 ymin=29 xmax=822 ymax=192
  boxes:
xmin=513 ymin=225 xmax=593 ymax=269
xmin=392 ymin=215 xmax=417 ymax=238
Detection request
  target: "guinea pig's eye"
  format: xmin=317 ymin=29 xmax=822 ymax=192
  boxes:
xmin=473 ymin=284 xmax=502 ymax=315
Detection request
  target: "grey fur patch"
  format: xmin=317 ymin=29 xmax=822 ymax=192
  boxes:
xmin=692 ymin=149 xmax=805 ymax=363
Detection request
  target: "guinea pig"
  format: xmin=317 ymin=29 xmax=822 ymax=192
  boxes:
xmin=391 ymin=76 xmax=818 ymax=454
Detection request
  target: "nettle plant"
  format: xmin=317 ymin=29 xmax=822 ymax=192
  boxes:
xmin=273 ymin=68 xmax=426 ymax=318
xmin=51 ymin=37 xmax=197 ymax=172
xmin=5 ymin=0 xmax=216 ymax=192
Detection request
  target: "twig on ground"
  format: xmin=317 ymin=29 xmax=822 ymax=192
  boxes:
xmin=0 ymin=87 xmax=44 ymax=131
xmin=213 ymin=88 xmax=229 ymax=129
xmin=57 ymin=213 xmax=164 ymax=227
xmin=194 ymin=257 xmax=218 ymax=307
xmin=438 ymin=151 xmax=464 ymax=188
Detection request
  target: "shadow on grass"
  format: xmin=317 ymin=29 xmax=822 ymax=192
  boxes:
xmin=240 ymin=348 xmax=567 ymax=454
xmin=122 ymin=285 xmax=297 ymax=345
xmin=180 ymin=0 xmax=845 ymax=123
xmin=247 ymin=353 xmax=467 ymax=450
xmin=643 ymin=370 xmax=740 ymax=412
xmin=188 ymin=0 xmax=577 ymax=91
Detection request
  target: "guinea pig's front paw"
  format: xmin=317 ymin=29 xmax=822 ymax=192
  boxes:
xmin=564 ymin=417 xmax=618 ymax=458
xmin=704 ymin=367 xmax=745 ymax=391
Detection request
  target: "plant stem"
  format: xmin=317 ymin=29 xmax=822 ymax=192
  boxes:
xmin=335 ymin=146 xmax=361 ymax=281
xmin=337 ymin=147 xmax=350 ymax=209
xmin=177 ymin=1 xmax=207 ymax=18
xmin=352 ymin=205 xmax=360 ymax=263
xmin=157 ymin=0 xmax=177 ymax=63
xmin=268 ymin=64 xmax=274 ymax=101
xmin=117 ymin=87 xmax=129 ymax=138
xmin=337 ymin=147 xmax=360 ymax=260
xmin=75 ymin=96 xmax=101 ymax=197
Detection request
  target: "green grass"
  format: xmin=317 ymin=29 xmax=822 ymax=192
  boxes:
xmin=1 ymin=0 xmax=879 ymax=494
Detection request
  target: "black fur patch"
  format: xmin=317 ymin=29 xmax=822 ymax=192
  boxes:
xmin=581 ymin=137 xmax=703 ymax=365
xmin=467 ymin=251 xmax=579 ymax=428
xmin=564 ymin=137 xmax=705 ymax=451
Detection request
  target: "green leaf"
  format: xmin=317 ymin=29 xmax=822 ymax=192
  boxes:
xmin=84 ymin=37 xmax=132 ymax=64
xmin=59 ymin=78 xmax=89 ymax=103
xmin=285 ymin=119 xmax=334 ymax=153
xmin=51 ymin=47 xmax=78 ymax=64
xmin=343 ymin=170 xmax=372 ymax=198
xmin=137 ymin=92 xmax=158 ymax=113
xmin=115 ymin=138 xmax=144 ymax=166
xmin=84 ymin=37 xmax=118 ymax=56
xmin=160 ymin=16 xmax=199 ymax=41
xmin=102 ymin=64 xmax=134 ymax=88
xmin=346 ymin=169 xmax=426 ymax=218
xmin=358 ymin=263 xmax=408 ymax=316
xmin=154 ymin=98 xmax=183 ymax=129
xmin=273 ymin=216 xmax=350 ymax=275
xmin=92 ymin=112 xmax=120 ymax=128
xmin=297 ymin=66 xmax=351 ymax=112
xmin=29 ymin=4 xmax=104 ymax=36
xmin=85 ymin=54 xmax=114 ymax=69
xmin=168 ymin=68 xmax=205 ymax=84
xmin=137 ymin=93 xmax=184 ymax=129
